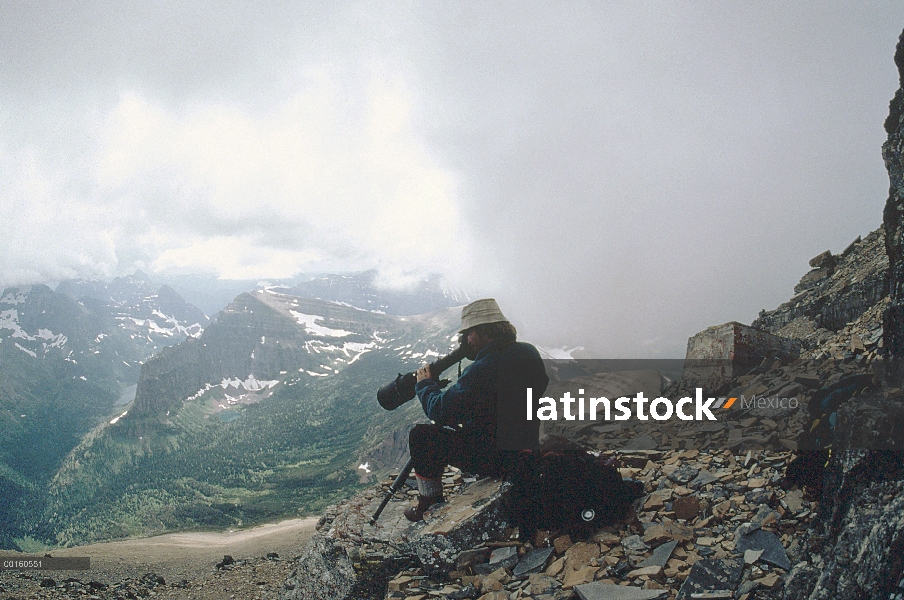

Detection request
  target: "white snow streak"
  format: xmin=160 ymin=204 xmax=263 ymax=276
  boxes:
xmin=289 ymin=311 xmax=352 ymax=337
xmin=14 ymin=342 xmax=36 ymax=357
xmin=0 ymin=290 xmax=28 ymax=305
xmin=220 ymin=375 xmax=279 ymax=391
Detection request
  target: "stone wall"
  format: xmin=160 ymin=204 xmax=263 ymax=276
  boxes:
xmin=682 ymin=321 xmax=800 ymax=392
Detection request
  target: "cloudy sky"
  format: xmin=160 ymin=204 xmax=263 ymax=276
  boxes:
xmin=1 ymin=2 xmax=903 ymax=357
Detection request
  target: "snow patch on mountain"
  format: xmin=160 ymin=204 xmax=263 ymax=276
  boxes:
xmin=289 ymin=311 xmax=353 ymax=337
xmin=343 ymin=341 xmax=377 ymax=365
xmin=0 ymin=289 xmax=29 ymax=305
xmin=151 ymin=309 xmax=203 ymax=337
xmin=0 ymin=309 xmax=27 ymax=339
xmin=1 ymin=309 xmax=68 ymax=355
xmin=118 ymin=315 xmax=203 ymax=339
xmin=220 ymin=375 xmax=279 ymax=391
xmin=185 ymin=384 xmax=215 ymax=403
xmin=15 ymin=343 xmax=36 ymax=357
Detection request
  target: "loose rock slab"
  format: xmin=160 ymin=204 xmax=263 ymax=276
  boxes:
xmin=638 ymin=540 xmax=678 ymax=569
xmin=574 ymin=582 xmax=669 ymax=600
xmin=513 ymin=547 xmax=554 ymax=577
xmin=672 ymin=496 xmax=701 ymax=521
xmin=688 ymin=469 xmax=717 ymax=489
xmin=412 ymin=478 xmax=510 ymax=575
xmin=621 ymin=534 xmax=649 ymax=554
xmin=736 ymin=529 xmax=791 ymax=571
xmin=619 ymin=435 xmax=659 ymax=451
xmin=743 ymin=549 xmax=764 ymax=565
xmin=676 ymin=558 xmax=742 ymax=600
xmin=643 ymin=522 xmax=694 ymax=544
xmin=489 ymin=546 xmax=518 ymax=570
xmin=668 ymin=465 xmax=700 ymax=484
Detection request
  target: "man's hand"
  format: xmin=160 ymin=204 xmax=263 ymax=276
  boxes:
xmin=416 ymin=364 xmax=434 ymax=382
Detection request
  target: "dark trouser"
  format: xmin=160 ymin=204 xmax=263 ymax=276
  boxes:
xmin=408 ymin=423 xmax=510 ymax=480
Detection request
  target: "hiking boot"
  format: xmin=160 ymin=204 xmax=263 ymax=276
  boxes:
xmin=404 ymin=494 xmax=444 ymax=522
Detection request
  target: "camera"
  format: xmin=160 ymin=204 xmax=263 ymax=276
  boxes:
xmin=376 ymin=344 xmax=469 ymax=410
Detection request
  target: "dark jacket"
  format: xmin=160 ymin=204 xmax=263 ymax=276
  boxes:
xmin=415 ymin=340 xmax=549 ymax=449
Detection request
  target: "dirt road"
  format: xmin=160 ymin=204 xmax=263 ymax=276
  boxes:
xmin=46 ymin=517 xmax=318 ymax=582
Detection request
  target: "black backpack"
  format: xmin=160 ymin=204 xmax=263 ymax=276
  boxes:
xmin=505 ymin=437 xmax=644 ymax=539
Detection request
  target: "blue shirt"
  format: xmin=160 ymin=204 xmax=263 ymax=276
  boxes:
xmin=415 ymin=340 xmax=548 ymax=444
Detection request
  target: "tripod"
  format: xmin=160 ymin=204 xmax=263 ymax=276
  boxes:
xmin=369 ymin=457 xmax=415 ymax=525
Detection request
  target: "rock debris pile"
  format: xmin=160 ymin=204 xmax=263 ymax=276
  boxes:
xmin=305 ymin=440 xmax=814 ymax=600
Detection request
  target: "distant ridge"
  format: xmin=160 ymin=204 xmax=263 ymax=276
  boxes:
xmin=282 ymin=269 xmax=470 ymax=316
xmin=155 ymin=269 xmax=470 ymax=318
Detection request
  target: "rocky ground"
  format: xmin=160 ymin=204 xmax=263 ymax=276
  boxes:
xmin=0 ymin=518 xmax=317 ymax=600
xmin=373 ymin=447 xmax=813 ymax=600
xmin=0 ymin=556 xmax=295 ymax=600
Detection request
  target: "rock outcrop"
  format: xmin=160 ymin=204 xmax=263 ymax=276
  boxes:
xmin=281 ymin=472 xmax=508 ymax=600
xmin=752 ymin=228 xmax=887 ymax=351
xmin=885 ymin=29 xmax=904 ymax=383
xmin=683 ymin=322 xmax=801 ymax=392
xmin=782 ymin=397 xmax=904 ymax=599
xmin=779 ymin=28 xmax=904 ymax=600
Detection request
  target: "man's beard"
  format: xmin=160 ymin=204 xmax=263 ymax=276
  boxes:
xmin=460 ymin=334 xmax=478 ymax=361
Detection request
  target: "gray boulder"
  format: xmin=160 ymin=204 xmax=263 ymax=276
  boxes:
xmin=281 ymin=478 xmax=508 ymax=600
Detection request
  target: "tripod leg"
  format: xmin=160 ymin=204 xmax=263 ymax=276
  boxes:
xmin=369 ymin=457 xmax=415 ymax=525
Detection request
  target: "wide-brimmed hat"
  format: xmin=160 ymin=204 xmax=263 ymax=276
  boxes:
xmin=459 ymin=298 xmax=510 ymax=333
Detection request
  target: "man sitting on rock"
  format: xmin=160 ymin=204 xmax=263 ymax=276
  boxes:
xmin=405 ymin=298 xmax=549 ymax=521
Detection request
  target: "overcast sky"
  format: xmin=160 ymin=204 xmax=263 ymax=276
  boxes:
xmin=1 ymin=2 xmax=903 ymax=357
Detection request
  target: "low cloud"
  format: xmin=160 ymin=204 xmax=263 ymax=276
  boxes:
xmin=1 ymin=3 xmax=903 ymax=357
xmin=1 ymin=66 xmax=471 ymax=287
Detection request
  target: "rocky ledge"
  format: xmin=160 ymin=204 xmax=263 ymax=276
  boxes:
xmin=283 ymin=439 xmax=816 ymax=600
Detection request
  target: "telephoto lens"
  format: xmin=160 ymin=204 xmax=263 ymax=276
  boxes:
xmin=376 ymin=345 xmax=468 ymax=410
